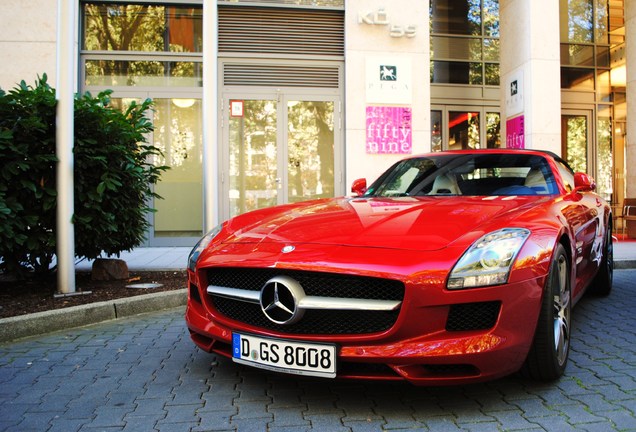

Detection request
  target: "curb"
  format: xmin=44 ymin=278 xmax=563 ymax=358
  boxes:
xmin=0 ymin=289 xmax=187 ymax=344
xmin=615 ymin=259 xmax=636 ymax=270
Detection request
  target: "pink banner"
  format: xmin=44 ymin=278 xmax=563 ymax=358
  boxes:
xmin=366 ymin=106 xmax=412 ymax=154
xmin=506 ymin=115 xmax=525 ymax=149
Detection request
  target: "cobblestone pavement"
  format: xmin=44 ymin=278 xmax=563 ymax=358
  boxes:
xmin=1 ymin=271 xmax=635 ymax=432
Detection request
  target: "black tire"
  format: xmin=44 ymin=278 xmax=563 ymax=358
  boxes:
xmin=588 ymin=225 xmax=613 ymax=296
xmin=521 ymin=244 xmax=571 ymax=381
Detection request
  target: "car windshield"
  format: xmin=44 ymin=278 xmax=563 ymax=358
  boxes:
xmin=364 ymin=153 xmax=559 ymax=197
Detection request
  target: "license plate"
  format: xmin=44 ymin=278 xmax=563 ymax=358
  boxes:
xmin=232 ymin=333 xmax=336 ymax=378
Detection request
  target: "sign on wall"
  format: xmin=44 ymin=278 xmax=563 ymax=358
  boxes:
xmin=230 ymin=100 xmax=244 ymax=117
xmin=366 ymin=57 xmax=412 ymax=104
xmin=357 ymin=7 xmax=417 ymax=38
xmin=505 ymin=69 xmax=524 ymax=117
xmin=366 ymin=106 xmax=412 ymax=154
xmin=506 ymin=115 xmax=525 ymax=149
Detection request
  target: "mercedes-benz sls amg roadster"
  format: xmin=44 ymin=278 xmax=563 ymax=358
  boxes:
xmin=185 ymin=149 xmax=613 ymax=386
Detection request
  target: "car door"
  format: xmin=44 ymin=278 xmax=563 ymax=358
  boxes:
xmin=556 ymin=162 xmax=602 ymax=298
xmin=572 ymin=193 xmax=603 ymax=294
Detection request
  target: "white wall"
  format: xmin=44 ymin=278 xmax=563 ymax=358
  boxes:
xmin=0 ymin=1 xmax=59 ymax=90
xmin=344 ymin=0 xmax=430 ymax=190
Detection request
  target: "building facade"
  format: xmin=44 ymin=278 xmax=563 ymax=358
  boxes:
xmin=1 ymin=0 xmax=633 ymax=247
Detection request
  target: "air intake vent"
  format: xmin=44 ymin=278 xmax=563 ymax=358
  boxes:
xmin=223 ymin=64 xmax=340 ymax=88
xmin=218 ymin=6 xmax=344 ymax=57
xmin=446 ymin=301 xmax=501 ymax=332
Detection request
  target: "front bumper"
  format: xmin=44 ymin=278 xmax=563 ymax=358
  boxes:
xmin=185 ymin=268 xmax=546 ymax=386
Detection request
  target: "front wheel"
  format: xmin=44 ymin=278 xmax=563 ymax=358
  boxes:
xmin=521 ymin=244 xmax=571 ymax=381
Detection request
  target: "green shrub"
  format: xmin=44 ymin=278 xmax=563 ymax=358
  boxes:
xmin=0 ymin=75 xmax=168 ymax=277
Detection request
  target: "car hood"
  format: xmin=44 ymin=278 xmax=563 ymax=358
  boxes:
xmin=223 ymin=196 xmax=548 ymax=252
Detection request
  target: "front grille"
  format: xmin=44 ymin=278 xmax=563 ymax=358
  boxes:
xmin=208 ymin=267 xmax=404 ymax=300
xmin=446 ymin=301 xmax=501 ymax=331
xmin=207 ymin=267 xmax=404 ymax=335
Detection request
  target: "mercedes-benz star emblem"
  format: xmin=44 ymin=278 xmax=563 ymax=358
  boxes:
xmin=259 ymin=275 xmax=305 ymax=325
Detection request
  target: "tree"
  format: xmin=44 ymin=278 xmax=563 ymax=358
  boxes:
xmin=0 ymin=75 xmax=168 ymax=278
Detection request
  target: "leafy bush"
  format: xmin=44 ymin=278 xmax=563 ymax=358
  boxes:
xmin=0 ymin=75 xmax=168 ymax=276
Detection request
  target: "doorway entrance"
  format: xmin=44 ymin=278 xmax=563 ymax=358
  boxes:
xmin=221 ymin=91 xmax=341 ymax=220
xmin=561 ymin=109 xmax=593 ymax=174
xmin=431 ymin=106 xmax=501 ymax=151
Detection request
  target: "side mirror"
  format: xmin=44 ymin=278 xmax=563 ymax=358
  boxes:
xmin=351 ymin=178 xmax=367 ymax=196
xmin=573 ymin=172 xmax=596 ymax=192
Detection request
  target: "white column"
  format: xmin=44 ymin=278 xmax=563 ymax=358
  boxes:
xmin=55 ymin=0 xmax=76 ymax=294
xmin=500 ymin=0 xmax=561 ymax=153
xmin=202 ymin=2 xmax=218 ymax=231
xmin=626 ymin=1 xmax=636 ymax=197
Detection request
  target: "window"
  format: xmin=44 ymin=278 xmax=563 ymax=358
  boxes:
xmin=83 ymin=4 xmax=203 ymax=52
xmin=430 ymin=0 xmax=500 ymax=86
xmin=556 ymin=161 xmax=575 ymax=192
xmin=82 ymin=3 xmax=203 ymax=88
xmin=365 ymin=153 xmax=558 ymax=197
xmin=559 ymin=0 xmax=610 ymax=90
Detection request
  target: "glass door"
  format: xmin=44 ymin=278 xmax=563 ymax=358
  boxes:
xmin=286 ymin=100 xmax=335 ymax=203
xmin=448 ymin=110 xmax=480 ymax=150
xmin=227 ymin=98 xmax=279 ymax=217
xmin=561 ymin=110 xmax=592 ymax=173
xmin=223 ymin=94 xmax=339 ymax=220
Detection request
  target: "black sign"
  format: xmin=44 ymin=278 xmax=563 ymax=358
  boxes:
xmin=380 ymin=65 xmax=397 ymax=81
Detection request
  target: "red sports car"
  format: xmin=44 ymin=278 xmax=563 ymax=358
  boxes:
xmin=185 ymin=149 xmax=613 ymax=385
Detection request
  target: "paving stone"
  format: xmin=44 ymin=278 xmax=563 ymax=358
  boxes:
xmin=420 ymin=416 xmax=464 ymax=431
xmin=121 ymin=415 xmax=160 ymax=432
xmin=10 ymin=411 xmax=56 ymax=431
xmin=520 ymin=415 xmax=578 ymax=431
xmin=510 ymin=397 xmax=557 ymax=418
xmin=158 ymin=402 xmax=202 ymax=425
xmin=608 ymin=409 xmax=636 ymax=430
xmin=342 ymin=419 xmax=389 ymax=431
xmin=558 ymin=404 xmax=608 ymax=424
xmin=66 ymin=398 xmax=103 ymax=419
xmin=47 ymin=418 xmax=88 ymax=432
xmin=90 ymin=405 xmax=131 ymax=428
xmin=268 ymin=406 xmax=311 ymax=428
xmin=232 ymin=400 xmax=273 ymax=420
xmin=303 ymin=412 xmax=349 ymax=431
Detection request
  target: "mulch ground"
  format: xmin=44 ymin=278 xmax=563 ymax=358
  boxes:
xmin=0 ymin=270 xmax=187 ymax=319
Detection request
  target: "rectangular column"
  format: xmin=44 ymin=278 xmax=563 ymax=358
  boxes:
xmin=500 ymin=0 xmax=561 ymax=153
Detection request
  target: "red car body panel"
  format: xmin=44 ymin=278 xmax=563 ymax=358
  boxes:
xmin=185 ymin=149 xmax=611 ymax=385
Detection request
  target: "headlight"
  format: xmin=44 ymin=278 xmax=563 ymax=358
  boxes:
xmin=447 ymin=228 xmax=530 ymax=289
xmin=187 ymin=224 xmax=223 ymax=272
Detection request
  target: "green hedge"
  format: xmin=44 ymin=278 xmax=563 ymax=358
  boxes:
xmin=0 ymin=75 xmax=168 ymax=277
